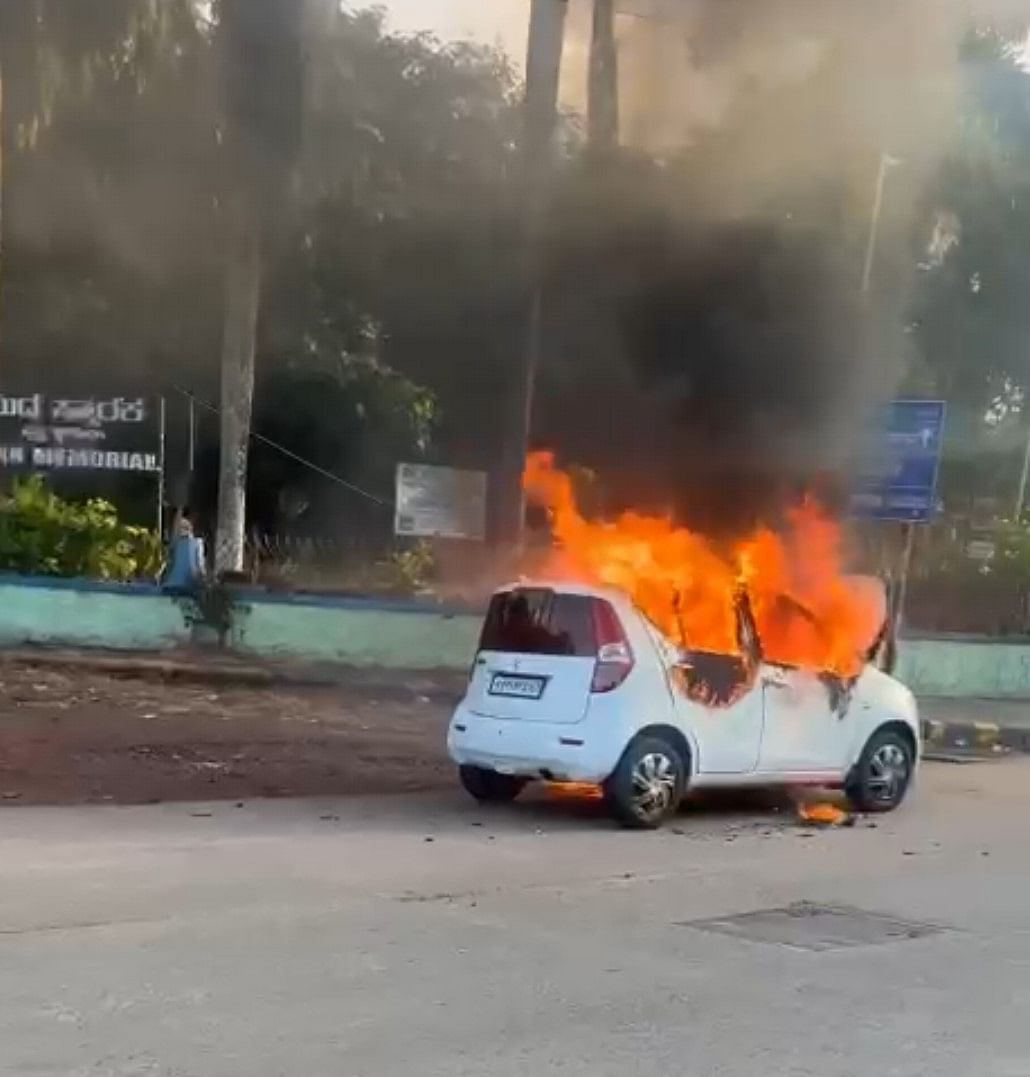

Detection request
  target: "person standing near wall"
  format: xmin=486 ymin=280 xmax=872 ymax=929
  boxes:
xmin=162 ymin=510 xmax=207 ymax=592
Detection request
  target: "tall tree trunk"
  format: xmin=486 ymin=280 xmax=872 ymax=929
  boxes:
xmin=215 ymin=192 xmax=262 ymax=574
xmin=588 ymin=0 xmax=618 ymax=152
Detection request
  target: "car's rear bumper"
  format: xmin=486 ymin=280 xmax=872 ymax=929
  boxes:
xmin=447 ymin=704 xmax=623 ymax=783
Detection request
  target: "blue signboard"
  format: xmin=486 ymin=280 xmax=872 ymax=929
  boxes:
xmin=850 ymin=400 xmax=947 ymax=522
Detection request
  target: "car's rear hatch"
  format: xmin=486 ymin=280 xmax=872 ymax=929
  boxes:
xmin=467 ymin=588 xmax=600 ymax=724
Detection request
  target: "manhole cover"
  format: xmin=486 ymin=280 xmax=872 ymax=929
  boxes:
xmin=680 ymin=902 xmax=944 ymax=951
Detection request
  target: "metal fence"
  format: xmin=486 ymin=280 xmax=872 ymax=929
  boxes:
xmin=905 ymin=575 xmax=1030 ymax=637
xmin=234 ymin=524 xmax=1030 ymax=635
xmin=244 ymin=530 xmax=401 ymax=593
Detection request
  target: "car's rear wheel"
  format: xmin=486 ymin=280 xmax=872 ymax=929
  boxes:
xmin=845 ymin=727 xmax=914 ymax=813
xmin=604 ymin=735 xmax=687 ymax=830
xmin=458 ymin=765 xmax=528 ymax=804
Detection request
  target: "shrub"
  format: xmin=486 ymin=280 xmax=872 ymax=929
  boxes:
xmin=0 ymin=476 xmax=162 ymax=582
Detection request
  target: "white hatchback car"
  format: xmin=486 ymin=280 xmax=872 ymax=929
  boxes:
xmin=447 ymin=582 xmax=919 ymax=828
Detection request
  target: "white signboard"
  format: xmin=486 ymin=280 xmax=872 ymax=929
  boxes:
xmin=966 ymin=539 xmax=996 ymax=563
xmin=395 ymin=463 xmax=487 ymax=541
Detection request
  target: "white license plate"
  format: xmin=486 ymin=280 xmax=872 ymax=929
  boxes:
xmin=489 ymin=673 xmax=547 ymax=700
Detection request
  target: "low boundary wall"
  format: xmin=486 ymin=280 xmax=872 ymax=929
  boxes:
xmin=0 ymin=575 xmax=1027 ymax=697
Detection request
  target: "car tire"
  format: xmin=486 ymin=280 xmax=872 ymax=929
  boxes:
xmin=845 ymin=727 xmax=914 ymax=813
xmin=458 ymin=765 xmax=527 ymax=804
xmin=604 ymin=735 xmax=687 ymax=830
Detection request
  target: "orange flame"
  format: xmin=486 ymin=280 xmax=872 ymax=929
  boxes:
xmin=545 ymin=782 xmax=604 ymax=802
xmin=797 ymin=801 xmax=851 ymax=826
xmin=523 ymin=451 xmax=883 ymax=679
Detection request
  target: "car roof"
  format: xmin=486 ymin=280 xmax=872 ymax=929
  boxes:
xmin=494 ymin=580 xmax=633 ymax=605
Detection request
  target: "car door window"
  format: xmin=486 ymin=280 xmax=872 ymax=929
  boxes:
xmin=673 ymin=651 xmax=755 ymax=708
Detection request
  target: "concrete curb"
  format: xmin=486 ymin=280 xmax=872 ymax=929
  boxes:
xmin=921 ymin=718 xmax=1030 ymax=754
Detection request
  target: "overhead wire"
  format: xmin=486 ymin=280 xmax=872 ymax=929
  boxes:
xmin=171 ymin=385 xmax=395 ymax=510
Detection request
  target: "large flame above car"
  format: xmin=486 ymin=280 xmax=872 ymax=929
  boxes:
xmin=523 ymin=452 xmax=884 ymax=679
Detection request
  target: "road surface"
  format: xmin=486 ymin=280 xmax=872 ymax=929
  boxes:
xmin=1 ymin=757 xmax=1028 ymax=1076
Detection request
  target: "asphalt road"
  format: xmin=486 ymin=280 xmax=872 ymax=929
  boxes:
xmin=2 ymin=759 xmax=1028 ymax=1077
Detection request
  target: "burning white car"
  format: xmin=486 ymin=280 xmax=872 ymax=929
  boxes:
xmin=447 ymin=581 xmax=918 ymax=829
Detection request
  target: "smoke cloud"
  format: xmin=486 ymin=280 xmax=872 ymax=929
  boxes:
xmin=534 ymin=0 xmax=1029 ymax=534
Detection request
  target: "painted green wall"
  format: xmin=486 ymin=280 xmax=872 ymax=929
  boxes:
xmin=896 ymin=639 xmax=1030 ymax=699
xmin=0 ymin=581 xmax=189 ymax=650
xmin=236 ymin=602 xmax=481 ymax=669
xmin=1 ymin=577 xmax=1030 ymax=697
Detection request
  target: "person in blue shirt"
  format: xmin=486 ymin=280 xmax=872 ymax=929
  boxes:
xmin=162 ymin=512 xmax=207 ymax=592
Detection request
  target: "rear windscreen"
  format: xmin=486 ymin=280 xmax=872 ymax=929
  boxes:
xmin=479 ymin=590 xmax=598 ymax=657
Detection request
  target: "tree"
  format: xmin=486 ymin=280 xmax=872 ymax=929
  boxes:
xmin=0 ymin=2 xmax=202 ymax=347
xmin=912 ymin=29 xmax=1030 ymax=511
xmin=0 ymin=1 xmax=217 ymax=383
xmin=269 ymin=5 xmax=523 ymax=490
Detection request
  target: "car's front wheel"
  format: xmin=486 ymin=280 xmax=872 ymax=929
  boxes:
xmin=846 ymin=727 xmax=915 ymax=813
xmin=458 ymin=765 xmax=528 ymax=804
xmin=604 ymin=735 xmax=687 ymax=830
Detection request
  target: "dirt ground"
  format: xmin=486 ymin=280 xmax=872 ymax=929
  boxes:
xmin=0 ymin=662 xmax=457 ymax=806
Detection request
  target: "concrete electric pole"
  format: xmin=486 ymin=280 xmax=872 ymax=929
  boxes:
xmin=588 ymin=0 xmax=619 ymax=152
xmin=498 ymin=0 xmax=568 ymax=548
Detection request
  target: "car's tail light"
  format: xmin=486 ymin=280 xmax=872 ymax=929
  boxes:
xmin=591 ymin=600 xmax=634 ymax=693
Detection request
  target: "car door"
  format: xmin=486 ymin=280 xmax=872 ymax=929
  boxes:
xmin=668 ymin=650 xmax=764 ymax=775
xmin=757 ymin=664 xmax=852 ymax=773
xmin=642 ymin=600 xmax=764 ymax=776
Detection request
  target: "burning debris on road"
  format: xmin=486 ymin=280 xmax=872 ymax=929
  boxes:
xmin=795 ymin=799 xmax=855 ymax=828
xmin=523 ymin=451 xmax=884 ymax=683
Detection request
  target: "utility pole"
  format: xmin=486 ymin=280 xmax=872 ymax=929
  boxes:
xmin=214 ymin=0 xmax=304 ymax=575
xmin=1014 ymin=419 xmax=1030 ymax=523
xmin=0 ymin=1 xmax=40 ymax=358
xmin=588 ymin=0 xmax=619 ymax=152
xmin=498 ymin=0 xmax=568 ymax=548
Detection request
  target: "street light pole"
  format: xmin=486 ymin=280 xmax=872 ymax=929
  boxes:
xmin=1014 ymin=419 xmax=1030 ymax=522
xmin=861 ymin=152 xmax=899 ymax=297
xmin=860 ymin=152 xmax=913 ymax=639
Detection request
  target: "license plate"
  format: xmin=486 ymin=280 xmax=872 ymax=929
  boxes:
xmin=488 ymin=673 xmax=547 ymax=700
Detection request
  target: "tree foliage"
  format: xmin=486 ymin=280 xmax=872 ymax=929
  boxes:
xmin=912 ymin=30 xmax=1030 ymax=510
